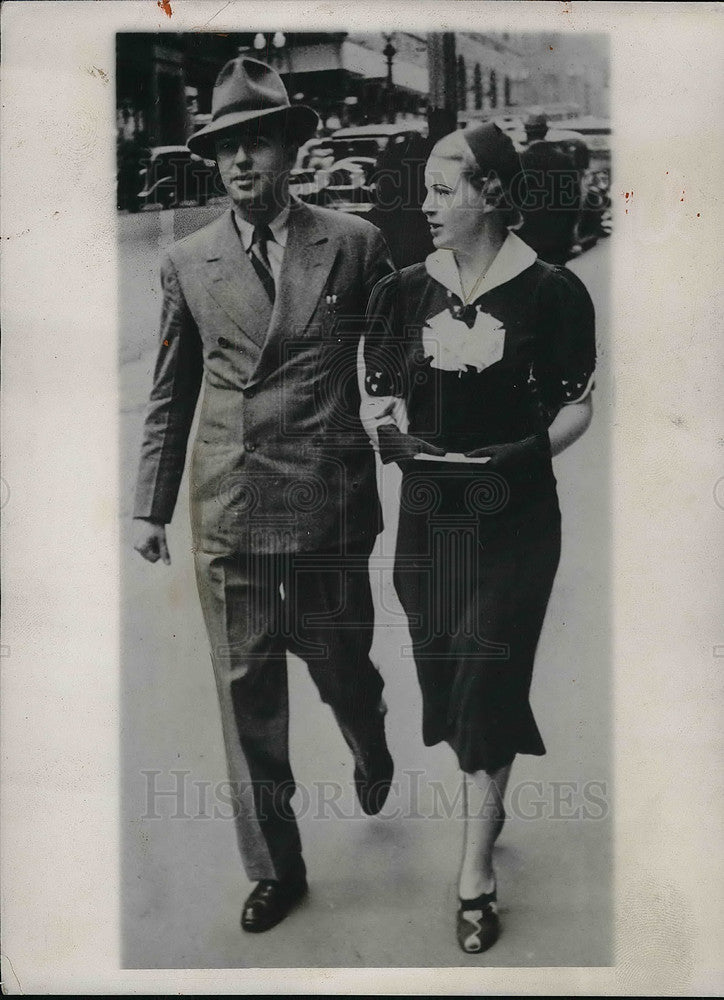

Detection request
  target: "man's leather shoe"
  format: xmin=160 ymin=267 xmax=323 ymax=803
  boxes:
xmin=241 ymin=863 xmax=308 ymax=933
xmin=354 ymin=727 xmax=394 ymax=816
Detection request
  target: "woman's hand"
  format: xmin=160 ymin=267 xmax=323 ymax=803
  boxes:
xmin=463 ymin=398 xmax=594 ymax=467
xmin=463 ymin=433 xmax=546 ymax=468
xmin=377 ymin=424 xmax=446 ymax=465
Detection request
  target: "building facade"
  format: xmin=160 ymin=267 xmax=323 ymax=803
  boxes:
xmin=454 ymin=32 xmax=529 ymax=115
xmin=512 ymin=32 xmax=610 ymax=119
xmin=115 ymin=31 xmax=609 ymax=151
xmin=116 ymin=31 xmax=432 ymax=148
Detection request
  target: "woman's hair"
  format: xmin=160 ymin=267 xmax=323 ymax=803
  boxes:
xmin=431 ymin=129 xmax=523 ymax=230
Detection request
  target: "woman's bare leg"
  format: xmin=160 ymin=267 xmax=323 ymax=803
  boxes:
xmin=458 ymin=761 xmax=513 ymax=899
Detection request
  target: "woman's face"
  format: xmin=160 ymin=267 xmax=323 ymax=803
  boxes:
xmin=422 ymin=154 xmax=488 ymax=254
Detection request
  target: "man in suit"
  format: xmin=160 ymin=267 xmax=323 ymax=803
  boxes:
xmin=518 ymin=112 xmax=590 ymax=265
xmin=132 ymin=57 xmax=394 ymax=933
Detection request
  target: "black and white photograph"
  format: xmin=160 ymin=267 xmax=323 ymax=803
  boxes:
xmin=118 ymin=26 xmax=611 ymax=968
xmin=2 ymin=2 xmax=722 ymax=994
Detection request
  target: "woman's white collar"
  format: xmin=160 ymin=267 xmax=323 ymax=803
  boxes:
xmin=424 ymin=231 xmax=537 ymax=302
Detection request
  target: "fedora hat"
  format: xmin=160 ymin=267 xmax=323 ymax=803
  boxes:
xmin=187 ymin=56 xmax=319 ymax=158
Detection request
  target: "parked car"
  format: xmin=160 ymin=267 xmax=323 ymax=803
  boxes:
xmin=298 ymin=126 xmax=427 ymax=173
xmin=329 ymin=122 xmax=427 ymax=161
xmin=509 ymin=125 xmax=588 ymax=157
xmin=297 ymin=138 xmax=337 ymax=172
xmin=296 ymin=124 xmax=429 ymax=214
xmin=137 ymin=146 xmax=221 ymax=210
xmin=316 ymin=156 xmax=377 ymax=212
xmin=457 ymin=111 xmax=523 ymax=135
xmin=564 ymin=117 xmax=612 ymax=167
xmin=492 ymin=114 xmax=523 ymax=135
xmin=576 ymin=168 xmax=612 ymax=248
xmin=563 ymin=118 xmax=612 ymax=246
xmin=289 ymin=166 xmax=326 ymax=204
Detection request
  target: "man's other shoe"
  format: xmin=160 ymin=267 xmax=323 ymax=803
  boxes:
xmin=354 ymin=735 xmax=394 ymax=815
xmin=241 ymin=862 xmax=308 ymax=933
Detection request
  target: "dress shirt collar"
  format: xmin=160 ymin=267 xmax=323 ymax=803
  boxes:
xmin=233 ymin=203 xmax=291 ymax=253
xmin=425 ymin=230 xmax=537 ymax=303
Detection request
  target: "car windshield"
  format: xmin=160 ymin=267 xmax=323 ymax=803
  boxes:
xmin=328 ymin=138 xmax=385 ymax=159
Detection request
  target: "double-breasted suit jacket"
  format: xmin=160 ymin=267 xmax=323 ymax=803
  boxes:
xmin=134 ymin=199 xmax=392 ymax=555
xmin=134 ymin=199 xmax=394 ymax=881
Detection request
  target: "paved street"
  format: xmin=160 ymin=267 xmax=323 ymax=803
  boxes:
xmin=119 ymin=205 xmax=612 ymax=969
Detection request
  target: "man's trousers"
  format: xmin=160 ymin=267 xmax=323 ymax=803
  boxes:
xmin=194 ymin=544 xmax=385 ymax=881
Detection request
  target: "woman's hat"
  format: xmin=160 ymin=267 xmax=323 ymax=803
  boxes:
xmin=462 ymin=123 xmax=522 ymax=189
xmin=187 ymin=57 xmax=319 ymax=158
xmin=461 ymin=122 xmax=527 ymax=208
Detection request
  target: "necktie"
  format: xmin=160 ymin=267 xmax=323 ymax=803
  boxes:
xmin=250 ymin=224 xmax=275 ymax=303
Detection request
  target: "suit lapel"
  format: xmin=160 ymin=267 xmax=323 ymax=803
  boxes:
xmin=199 ymin=210 xmax=272 ymax=350
xmin=250 ymin=201 xmax=339 ymax=384
xmin=272 ymin=201 xmax=338 ymax=338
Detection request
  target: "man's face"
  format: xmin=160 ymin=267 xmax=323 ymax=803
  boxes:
xmin=215 ymin=121 xmax=296 ymax=221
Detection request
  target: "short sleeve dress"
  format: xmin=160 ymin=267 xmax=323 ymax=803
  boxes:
xmin=364 ymin=233 xmax=596 ymax=774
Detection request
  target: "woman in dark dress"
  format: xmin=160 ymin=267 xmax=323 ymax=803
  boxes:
xmin=361 ymin=124 xmax=596 ymax=954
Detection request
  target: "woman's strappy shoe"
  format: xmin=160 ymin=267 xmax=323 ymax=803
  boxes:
xmin=456 ymin=886 xmax=500 ymax=954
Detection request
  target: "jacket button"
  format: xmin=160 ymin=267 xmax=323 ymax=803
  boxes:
xmin=244 ymin=441 xmax=256 ymax=453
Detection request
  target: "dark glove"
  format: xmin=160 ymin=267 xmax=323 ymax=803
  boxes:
xmin=464 ymin=432 xmax=549 ymax=469
xmin=377 ymin=424 xmax=446 ymax=466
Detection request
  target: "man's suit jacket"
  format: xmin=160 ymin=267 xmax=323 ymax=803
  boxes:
xmin=134 ymin=200 xmax=393 ymax=555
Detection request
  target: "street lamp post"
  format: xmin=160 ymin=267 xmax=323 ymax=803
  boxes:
xmin=383 ymin=34 xmax=397 ymax=124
